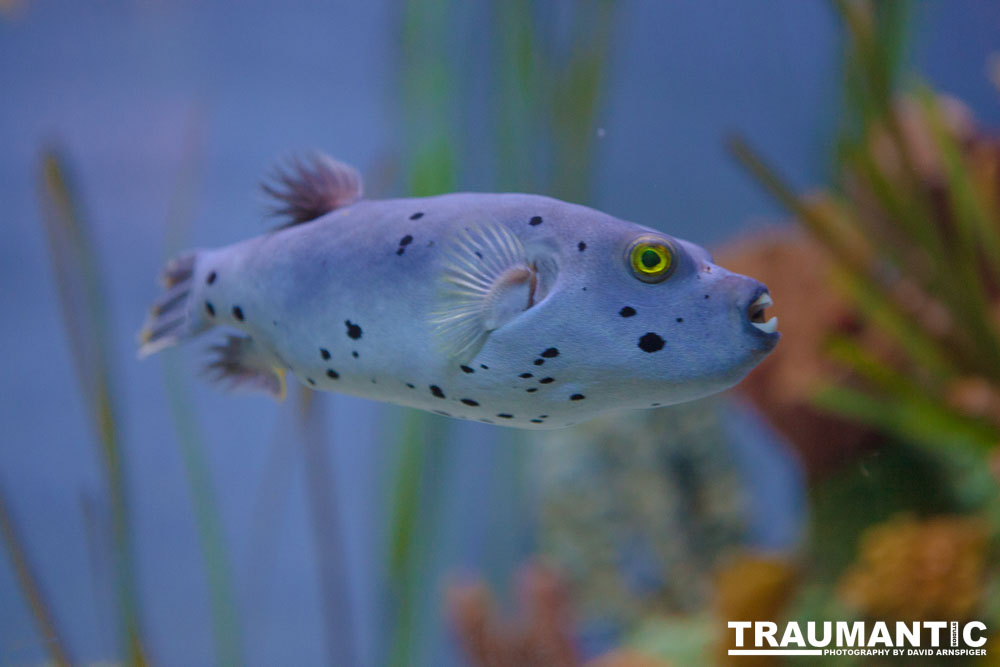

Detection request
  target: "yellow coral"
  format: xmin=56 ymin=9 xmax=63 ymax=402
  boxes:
xmin=838 ymin=514 xmax=989 ymax=621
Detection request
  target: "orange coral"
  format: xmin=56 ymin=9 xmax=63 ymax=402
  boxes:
xmin=713 ymin=553 xmax=798 ymax=667
xmin=447 ymin=562 xmax=578 ymax=667
xmin=838 ymin=514 xmax=990 ymax=622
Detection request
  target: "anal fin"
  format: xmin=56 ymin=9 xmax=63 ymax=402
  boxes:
xmin=205 ymin=335 xmax=287 ymax=401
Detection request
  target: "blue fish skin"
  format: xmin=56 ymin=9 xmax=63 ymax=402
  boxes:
xmin=140 ymin=166 xmax=778 ymax=429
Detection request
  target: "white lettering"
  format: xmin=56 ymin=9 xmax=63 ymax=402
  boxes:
xmin=964 ymin=621 xmax=987 ymax=648
xmin=837 ymin=622 xmax=864 ymax=647
xmin=925 ymin=621 xmax=947 ymax=647
xmin=896 ymin=621 xmax=920 ymax=647
xmin=756 ymin=622 xmax=779 ymax=648
xmin=868 ymin=622 xmax=891 ymax=647
xmin=808 ymin=621 xmax=832 ymax=647
xmin=728 ymin=622 xmax=751 ymax=647
xmin=780 ymin=621 xmax=806 ymax=647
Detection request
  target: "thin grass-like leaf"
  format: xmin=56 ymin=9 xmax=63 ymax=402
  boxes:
xmin=296 ymin=389 xmax=356 ymax=666
xmin=730 ymin=136 xmax=871 ymax=267
xmin=387 ymin=2 xmax=459 ymax=663
xmin=830 ymin=268 xmax=955 ymax=381
xmin=813 ymin=384 xmax=995 ymax=455
xmin=39 ymin=151 xmax=148 ymax=665
xmin=161 ymin=356 xmax=243 ymax=665
xmin=0 ymin=484 xmax=73 ymax=666
xmin=157 ymin=110 xmax=244 ymax=666
xmin=824 ymin=335 xmax=998 ymax=450
xmin=386 ymin=411 xmax=430 ymax=667
xmin=496 ymin=0 xmax=541 ymax=193
xmin=731 ymin=137 xmax=957 ymax=379
xmin=918 ymin=90 xmax=1000 ymax=377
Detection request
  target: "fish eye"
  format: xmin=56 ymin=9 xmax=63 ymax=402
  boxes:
xmin=628 ymin=237 xmax=676 ymax=283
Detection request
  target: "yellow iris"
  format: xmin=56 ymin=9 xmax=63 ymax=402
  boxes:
xmin=629 ymin=238 xmax=675 ymax=282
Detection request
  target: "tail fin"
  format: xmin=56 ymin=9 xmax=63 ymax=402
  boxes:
xmin=137 ymin=252 xmax=208 ymax=358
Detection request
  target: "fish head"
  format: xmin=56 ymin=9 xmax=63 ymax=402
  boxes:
xmin=509 ymin=224 xmax=779 ymax=409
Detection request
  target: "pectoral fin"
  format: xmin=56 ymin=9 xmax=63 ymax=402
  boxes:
xmin=205 ymin=335 xmax=287 ymax=401
xmin=430 ymin=222 xmax=541 ymax=359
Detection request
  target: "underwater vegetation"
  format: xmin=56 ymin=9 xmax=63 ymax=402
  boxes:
xmin=734 ymin=1 xmax=1000 ymax=463
xmin=718 ymin=0 xmax=1000 ymax=664
xmin=34 ymin=152 xmax=148 ymax=666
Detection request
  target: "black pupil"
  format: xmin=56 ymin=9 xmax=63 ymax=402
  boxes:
xmin=641 ymin=248 xmax=662 ymax=269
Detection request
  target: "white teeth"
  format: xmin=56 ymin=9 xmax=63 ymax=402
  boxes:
xmin=751 ymin=292 xmax=773 ymax=309
xmin=751 ymin=316 xmax=779 ymax=334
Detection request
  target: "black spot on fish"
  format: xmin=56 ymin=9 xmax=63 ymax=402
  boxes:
xmin=638 ymin=332 xmax=665 ymax=353
xmin=578 ymin=241 xmax=586 ymax=251
xmin=539 ymin=377 xmax=555 ymax=384
xmin=529 ymin=215 xmax=543 ymax=226
xmin=352 ymin=351 xmax=359 ymax=358
xmin=371 ymin=378 xmax=377 ymax=384
xmin=206 ymin=271 xmax=217 ymax=285
xmin=526 ymin=387 xmax=538 ymax=393
xmin=410 ymin=212 xmax=424 ymax=220
xmin=497 ymin=413 xmax=514 ymax=419
xmin=320 ymin=348 xmax=330 ymax=360
xmin=530 ymin=419 xmax=544 ymax=424
xmin=533 ymin=359 xmax=545 ymax=366
xmin=582 ymin=287 xmax=588 ymax=291
xmin=676 ymin=317 xmax=684 ymax=323
xmin=480 ymin=364 xmax=489 ymax=370
xmin=651 ymin=402 xmax=662 ymax=407
xmin=461 ymin=398 xmax=479 ymax=407
xmin=345 ymin=320 xmax=362 ymax=339
xmin=519 ymin=373 xmax=533 ymax=379
xmin=430 ymin=385 xmax=445 ymax=398
xmin=460 ymin=365 xmax=474 ymax=374
xmin=704 ymin=294 xmax=710 ymax=299
xmin=570 ymin=393 xmax=585 ymax=401
xmin=307 ymin=378 xmax=316 ymax=386
xmin=232 ymin=306 xmax=244 ymax=321
xmin=619 ymin=306 xmax=636 ymax=318
xmin=326 ymin=369 xmax=340 ymax=379
xmin=406 ymin=382 xmax=415 ymax=389
xmin=541 ymin=347 xmax=559 ymax=358
xmin=205 ymin=302 xmax=215 ymax=317
xmin=474 ymin=250 xmax=483 ymax=259
xmin=396 ymin=234 xmax=414 ymax=256
xmin=538 ymin=415 xmax=548 ymax=419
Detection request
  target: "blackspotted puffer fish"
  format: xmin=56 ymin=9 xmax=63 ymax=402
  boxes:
xmin=139 ymin=154 xmax=779 ymax=429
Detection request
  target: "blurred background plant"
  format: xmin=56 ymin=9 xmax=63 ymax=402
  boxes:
xmin=2 ymin=0 xmax=1000 ymax=665
xmin=711 ymin=0 xmax=1000 ymax=663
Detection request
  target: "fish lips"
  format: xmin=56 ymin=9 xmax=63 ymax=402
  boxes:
xmin=743 ymin=284 xmax=781 ymax=352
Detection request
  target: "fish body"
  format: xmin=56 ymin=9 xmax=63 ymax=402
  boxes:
xmin=140 ymin=156 xmax=778 ymax=429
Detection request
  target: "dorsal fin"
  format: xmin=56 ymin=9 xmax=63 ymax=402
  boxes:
xmin=262 ymin=153 xmax=363 ymax=227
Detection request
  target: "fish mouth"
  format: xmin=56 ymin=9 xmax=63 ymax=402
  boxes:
xmin=747 ymin=290 xmax=779 ymax=335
